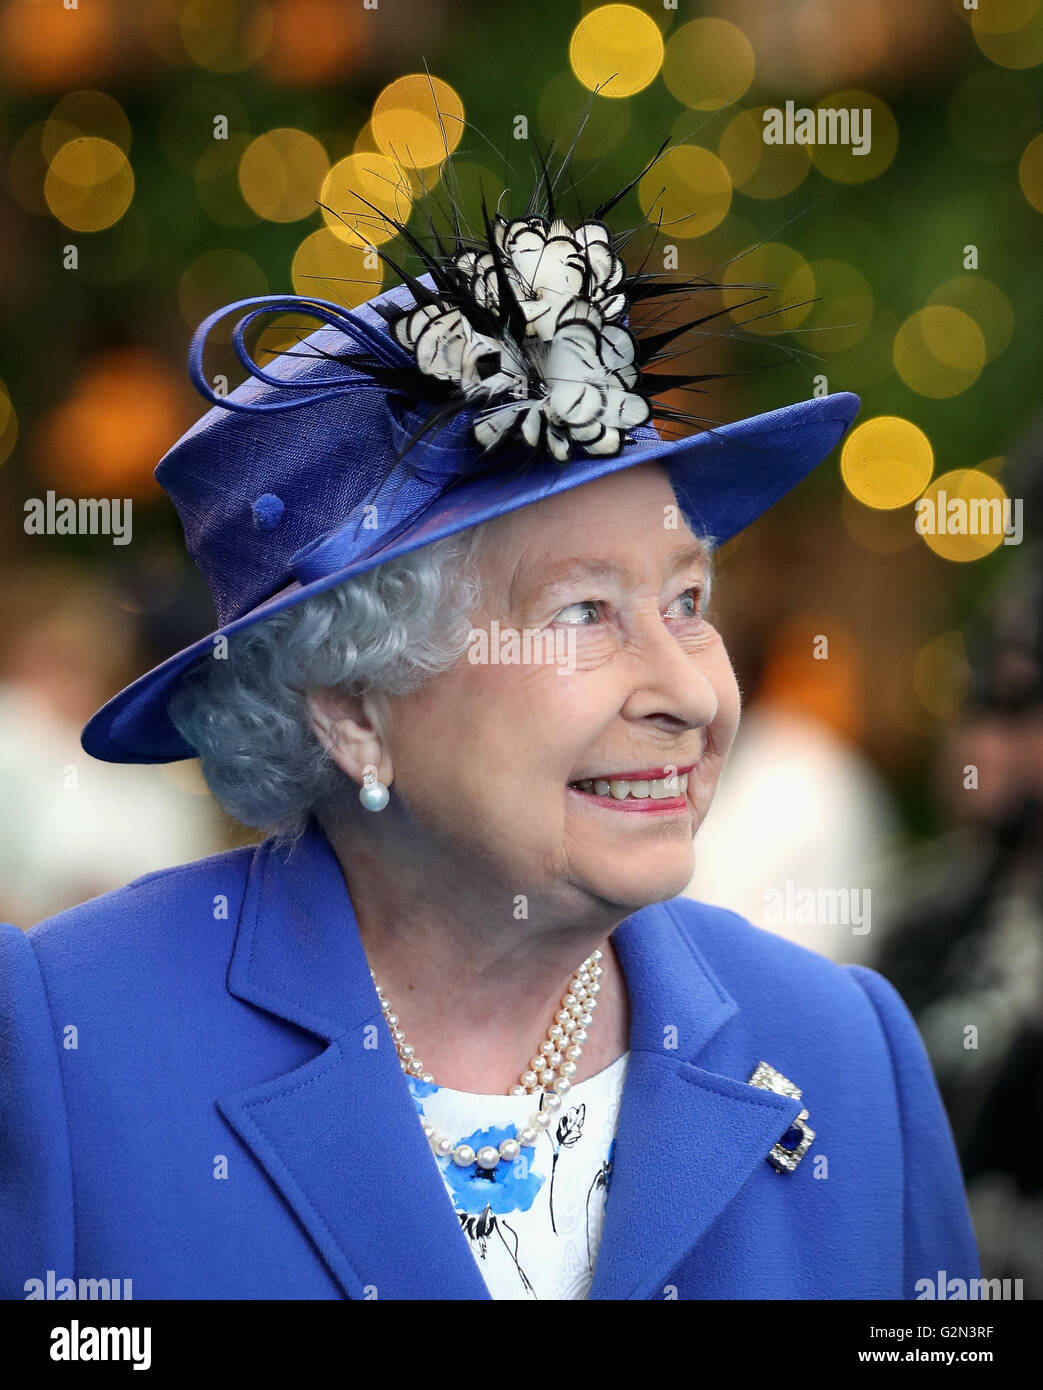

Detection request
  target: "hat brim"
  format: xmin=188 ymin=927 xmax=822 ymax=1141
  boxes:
xmin=81 ymin=391 xmax=860 ymax=763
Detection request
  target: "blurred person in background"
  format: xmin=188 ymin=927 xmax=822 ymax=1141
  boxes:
xmin=872 ymin=442 xmax=1043 ymax=1298
xmin=685 ymin=617 xmax=899 ymax=964
xmin=0 ymin=563 xmax=225 ymax=925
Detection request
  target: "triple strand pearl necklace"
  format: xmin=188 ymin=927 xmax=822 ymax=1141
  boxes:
xmin=371 ymin=949 xmax=603 ymax=1172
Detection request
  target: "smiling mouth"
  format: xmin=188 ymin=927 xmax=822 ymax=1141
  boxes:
xmin=566 ymin=767 xmax=692 ymax=813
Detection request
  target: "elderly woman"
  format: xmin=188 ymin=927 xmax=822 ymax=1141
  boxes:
xmin=0 ymin=181 xmax=980 ymax=1301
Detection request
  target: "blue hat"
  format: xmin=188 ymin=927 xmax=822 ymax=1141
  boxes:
xmin=81 ymin=217 xmax=860 ymax=764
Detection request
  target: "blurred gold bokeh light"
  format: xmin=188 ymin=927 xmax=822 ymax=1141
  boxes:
xmin=841 ymin=416 xmax=934 ymax=509
xmin=917 ymin=469 xmax=1011 ymax=563
xmin=722 ymin=242 xmax=815 ymax=334
xmin=663 ymin=19 xmax=755 ymax=110
xmin=44 ymin=137 xmax=134 ymax=232
xmin=291 ymin=228 xmax=383 ymax=307
xmin=718 ymin=107 xmax=812 ymax=199
xmin=569 ymin=5 xmax=664 ymax=98
xmin=638 ymin=144 xmax=731 ymax=238
xmin=320 ymin=152 xmax=413 ymax=247
xmin=893 ymin=307 xmax=985 ymax=398
xmin=371 ymin=75 xmax=464 ymax=169
xmin=238 ymin=128 xmax=329 ymax=221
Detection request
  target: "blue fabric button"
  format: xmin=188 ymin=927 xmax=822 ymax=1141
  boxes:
xmin=252 ymin=493 xmax=285 ymax=531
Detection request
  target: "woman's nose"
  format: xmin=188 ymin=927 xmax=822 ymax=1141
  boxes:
xmin=619 ymin=614 xmax=719 ymax=731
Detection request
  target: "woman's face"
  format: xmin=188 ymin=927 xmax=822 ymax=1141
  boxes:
xmin=382 ymin=462 xmax=742 ymax=912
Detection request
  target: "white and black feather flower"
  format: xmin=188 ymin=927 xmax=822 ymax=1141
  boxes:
xmin=389 ymin=211 xmax=653 ymax=461
xmin=192 ymin=131 xmax=810 ymax=482
xmin=328 ymin=131 xmax=806 ymax=475
xmin=385 ymin=213 xmax=650 ymax=463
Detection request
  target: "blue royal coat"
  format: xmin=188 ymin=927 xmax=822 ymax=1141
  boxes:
xmin=0 ymin=821 xmax=980 ymax=1300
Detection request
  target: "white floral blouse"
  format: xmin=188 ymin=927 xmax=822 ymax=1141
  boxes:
xmin=406 ymin=1052 xmax=630 ymax=1299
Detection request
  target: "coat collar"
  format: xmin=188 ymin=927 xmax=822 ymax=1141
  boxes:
xmin=217 ymin=822 xmax=803 ymax=1300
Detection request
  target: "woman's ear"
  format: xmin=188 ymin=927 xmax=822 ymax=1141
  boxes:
xmin=308 ymin=702 xmax=340 ymax=753
xmin=306 ymin=689 xmax=394 ymax=788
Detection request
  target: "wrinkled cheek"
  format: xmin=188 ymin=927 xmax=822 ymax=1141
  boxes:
xmin=689 ymin=749 xmax=728 ymax=816
xmin=708 ymin=674 xmax=742 ymax=759
xmin=432 ymin=773 xmax=563 ymax=872
xmin=560 ymin=805 xmax=601 ymax=878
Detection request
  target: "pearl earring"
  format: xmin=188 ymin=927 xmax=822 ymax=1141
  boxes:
xmin=359 ymin=766 xmax=390 ymax=812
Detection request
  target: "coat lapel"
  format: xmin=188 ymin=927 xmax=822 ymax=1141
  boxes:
xmin=588 ymin=902 xmax=805 ymax=1300
xmin=217 ymin=826 xmax=491 ymax=1300
xmin=217 ymin=825 xmax=803 ymax=1300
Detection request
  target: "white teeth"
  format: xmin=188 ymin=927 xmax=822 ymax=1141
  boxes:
xmin=659 ymin=774 xmax=684 ymax=797
xmin=572 ymin=773 xmax=689 ymax=799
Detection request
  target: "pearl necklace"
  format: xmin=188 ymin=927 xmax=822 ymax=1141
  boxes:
xmin=371 ymin=949 xmax=603 ymax=1171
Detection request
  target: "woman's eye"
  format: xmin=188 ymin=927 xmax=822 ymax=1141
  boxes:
xmin=553 ymin=600 xmax=601 ymax=625
xmin=664 ymin=589 xmax=702 ymax=619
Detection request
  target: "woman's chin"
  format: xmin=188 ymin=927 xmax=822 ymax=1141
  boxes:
xmin=575 ymin=846 xmax=696 ymax=910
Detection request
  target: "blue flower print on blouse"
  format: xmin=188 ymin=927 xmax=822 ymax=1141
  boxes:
xmin=438 ymin=1124 xmax=546 ymax=1216
xmin=584 ymin=1136 xmax=616 ymax=1272
xmin=406 ymin=1075 xmax=439 ymax=1115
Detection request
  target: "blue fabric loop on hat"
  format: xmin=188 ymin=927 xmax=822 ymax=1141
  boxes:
xmin=252 ymin=494 xmax=285 ymax=531
xmin=188 ymin=294 xmax=412 ymax=415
